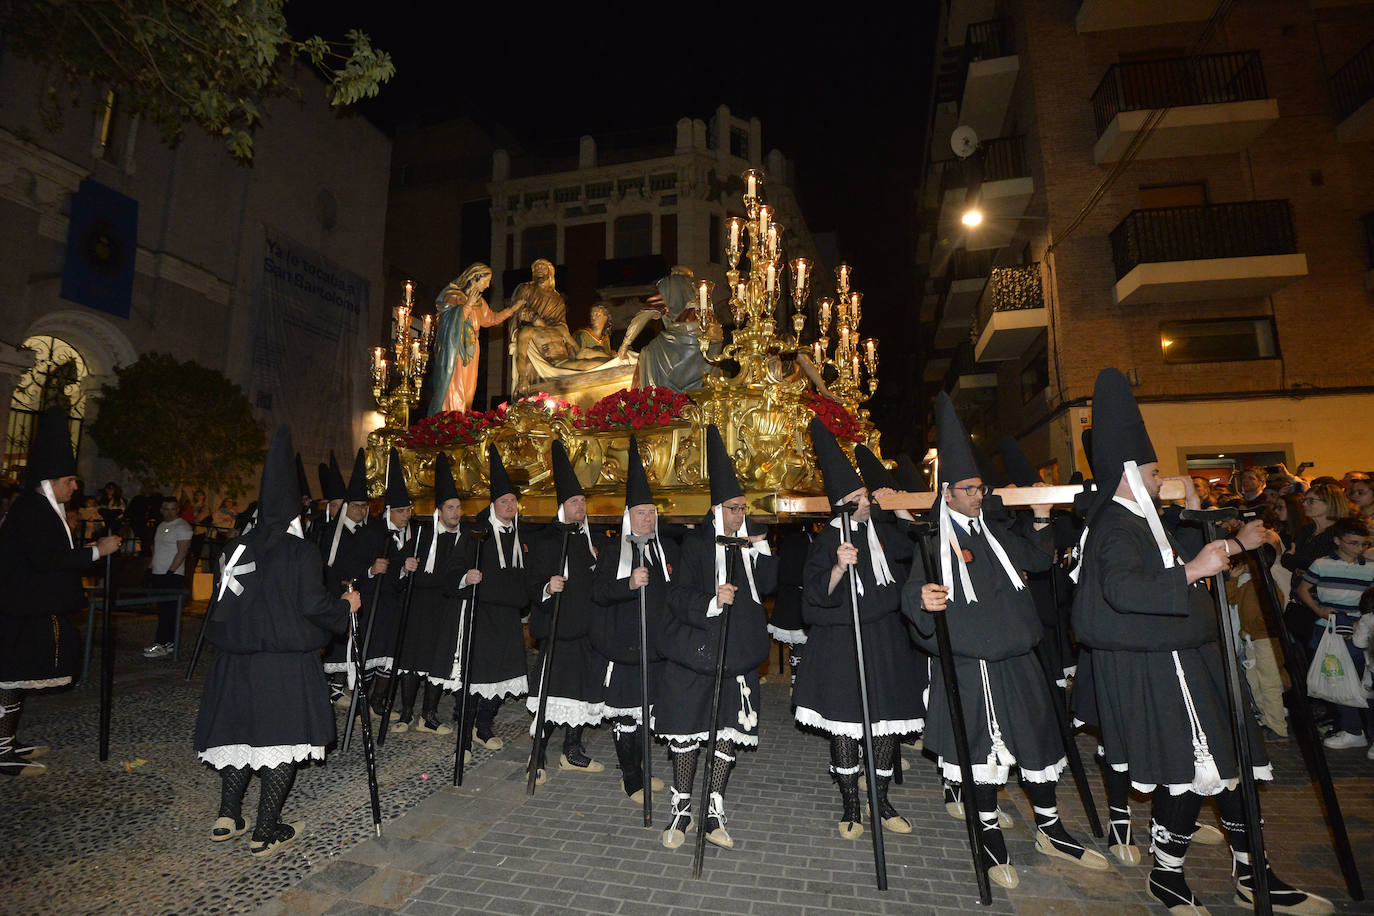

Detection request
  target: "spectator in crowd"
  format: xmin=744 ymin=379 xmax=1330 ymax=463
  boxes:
xmin=211 ymin=497 xmax=238 ymax=535
xmin=1297 ymin=517 xmax=1374 ymax=750
xmin=143 ymin=496 xmax=192 ymax=659
xmin=76 ymin=496 xmax=101 ymax=541
xmin=1282 ymin=482 xmax=1352 ymax=646
xmin=1191 ymin=476 xmax=1217 ymax=508
xmin=1353 ymin=587 xmax=1374 ymax=760
xmin=1348 ymin=477 xmax=1373 ymax=524
xmin=181 ymin=488 xmax=209 ymax=527
xmin=1343 ymin=471 xmax=1370 ymax=490
xmin=1235 ymin=468 xmax=1265 ymax=506
xmin=97 ymin=481 xmax=126 ymax=514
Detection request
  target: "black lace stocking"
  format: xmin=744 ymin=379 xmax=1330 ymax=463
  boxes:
xmin=670 ymin=742 xmax=699 ymax=795
xmin=830 ymin=736 xmax=862 ymax=823
xmin=252 ymin=762 xmax=298 ymax=841
xmin=217 ymin=765 xmax=252 ymax=825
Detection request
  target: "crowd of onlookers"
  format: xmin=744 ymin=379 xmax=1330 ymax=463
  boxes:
xmin=1196 ymin=466 xmax=1374 ymax=758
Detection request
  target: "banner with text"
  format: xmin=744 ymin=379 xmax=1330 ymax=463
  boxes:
xmin=251 ymin=229 xmax=368 ymax=470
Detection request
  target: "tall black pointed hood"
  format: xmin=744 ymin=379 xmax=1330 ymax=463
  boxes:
xmin=25 ymin=408 xmax=77 ymax=483
xmin=321 ymin=451 xmax=347 ymax=501
xmin=295 ymin=453 xmax=312 ymax=501
xmin=625 ymin=436 xmax=653 ymax=508
xmin=706 ymin=425 xmax=744 ymax=506
xmin=893 ymin=454 xmax=923 ymax=492
xmin=1080 ymin=428 xmax=1096 ymax=479
xmin=1090 ymin=367 xmax=1156 ymax=512
xmin=433 ymin=452 xmax=460 ymax=505
xmin=551 ymin=440 xmax=583 ymax=505
xmin=259 ymin=426 xmax=301 ymax=531
xmin=934 ymin=392 xmax=980 ymax=488
xmin=999 ymin=436 xmax=1039 ymax=488
xmin=854 ymin=444 xmax=897 ymax=493
xmin=345 ymin=448 xmax=369 ymax=502
xmin=487 ymin=443 xmax=516 ymax=502
xmin=808 ymin=418 xmax=864 ymax=506
xmin=384 ymin=447 xmax=412 ymax=509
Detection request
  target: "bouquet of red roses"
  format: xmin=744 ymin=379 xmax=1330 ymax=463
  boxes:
xmin=805 ymin=392 xmax=863 ymax=443
xmin=583 ymin=386 xmax=692 ymax=431
xmin=402 ymin=409 xmax=500 ymax=448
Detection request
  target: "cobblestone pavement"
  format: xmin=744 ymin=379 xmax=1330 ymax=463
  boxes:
xmin=6 ymin=607 xmax=1374 ymax=915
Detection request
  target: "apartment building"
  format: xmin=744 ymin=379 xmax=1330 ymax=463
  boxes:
xmin=915 ymin=0 xmax=1374 ymax=484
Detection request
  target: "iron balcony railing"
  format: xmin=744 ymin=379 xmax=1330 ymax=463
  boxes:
xmin=941 ymin=18 xmax=1016 ymax=110
xmin=1091 ymin=50 xmax=1269 ymax=137
xmin=1332 ymin=39 xmax=1374 ymax=123
xmin=972 ymin=264 xmax=1044 ymax=343
xmin=939 ymin=135 xmax=1029 ymax=193
xmin=1108 ymin=200 xmax=1297 ymax=281
xmin=950 ymin=247 xmax=995 ymax=283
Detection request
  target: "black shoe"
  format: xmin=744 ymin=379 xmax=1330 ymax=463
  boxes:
xmin=1147 ymin=868 xmax=1205 ymax=915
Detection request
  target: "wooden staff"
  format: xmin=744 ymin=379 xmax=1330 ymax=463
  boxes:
xmin=342 ymin=579 xmax=383 ymax=836
xmin=343 ymin=535 xmax=394 ymax=753
xmin=452 ymin=528 xmax=489 ymax=786
xmin=692 ymin=535 xmax=749 ymax=880
xmin=837 ymin=506 xmax=889 ymax=891
xmin=1248 ymin=543 xmax=1363 ymax=902
xmin=379 ymin=524 xmax=430 ymax=744
xmin=527 ymin=523 xmax=573 ymax=794
xmin=1180 ymin=506 xmax=1270 ymax=912
xmin=626 ymin=533 xmax=657 ymax=827
xmin=913 ymin=520 xmax=992 ymax=905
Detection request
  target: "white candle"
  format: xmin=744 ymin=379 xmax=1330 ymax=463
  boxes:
xmin=747 ymin=174 xmax=757 ymax=198
xmin=758 ymin=206 xmax=770 ymax=239
xmin=698 ymin=283 xmax=708 ymax=310
xmin=797 ymin=260 xmax=808 ymax=290
xmin=766 ymin=263 xmax=776 ymax=293
xmin=728 ymin=219 xmax=740 ymax=251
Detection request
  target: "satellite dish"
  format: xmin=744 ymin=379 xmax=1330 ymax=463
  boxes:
xmin=951 ymin=125 xmax=980 ymax=159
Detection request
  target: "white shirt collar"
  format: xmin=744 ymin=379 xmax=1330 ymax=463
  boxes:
xmin=946 ymin=506 xmax=981 ymax=534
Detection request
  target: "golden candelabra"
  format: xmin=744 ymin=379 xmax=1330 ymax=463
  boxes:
xmin=370 ymin=280 xmax=434 ymax=434
xmin=698 ymin=168 xmax=878 ymax=413
xmin=809 ymin=265 xmax=878 ymax=410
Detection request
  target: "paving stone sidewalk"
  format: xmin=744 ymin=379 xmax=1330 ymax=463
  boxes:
xmin=7 ymin=607 xmax=1373 ymax=915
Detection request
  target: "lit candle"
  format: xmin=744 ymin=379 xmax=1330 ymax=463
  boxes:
xmin=747 ymin=173 xmax=757 ymax=198
xmin=793 ymin=258 xmax=808 ymax=292
xmin=373 ymin=346 xmax=383 ymax=371
xmin=852 ymin=355 xmax=861 ymax=378
xmin=817 ymin=298 xmax=832 ymax=333
xmin=422 ymin=314 xmax=433 ymax=340
xmin=758 ymin=205 xmax=771 ymax=240
xmin=403 ymin=280 xmax=414 ymax=308
xmin=698 ymin=282 xmax=709 ymax=310
xmin=766 ymin=263 xmax=776 ymax=293
xmin=379 ymin=358 xmax=387 ymax=379
xmin=735 ymin=281 xmax=746 ymax=302
xmin=411 ymin=341 xmax=420 ymax=365
xmin=836 ymin=263 xmax=850 ymax=294
xmin=812 ymin=341 xmax=824 ymax=364
xmin=865 ymin=338 xmax=876 ymax=362
xmin=850 ymin=292 xmax=863 ymax=327
xmin=728 ymin=218 xmax=740 ymax=251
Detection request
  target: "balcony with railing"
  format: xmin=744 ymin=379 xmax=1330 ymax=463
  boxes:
xmin=973 ymin=264 xmax=1048 ymax=362
xmin=1109 ymin=200 xmax=1307 ymax=306
xmin=1076 ymin=0 xmax=1215 ymax=34
xmin=1090 ymin=51 xmax=1279 ymax=163
xmin=937 ymin=136 xmax=1035 ymax=252
xmin=938 ymin=248 xmax=995 ymax=346
xmin=1332 ymin=40 xmax=1374 ymax=143
xmin=954 ymin=18 xmax=1021 ymax=144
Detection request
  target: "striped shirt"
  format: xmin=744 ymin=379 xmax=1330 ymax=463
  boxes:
xmin=1303 ymin=553 xmax=1374 ymax=619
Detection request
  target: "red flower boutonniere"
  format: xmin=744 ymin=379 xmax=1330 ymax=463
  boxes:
xmin=666 ymin=562 xmax=673 ymax=576
xmin=961 ymin=549 xmax=974 ymax=564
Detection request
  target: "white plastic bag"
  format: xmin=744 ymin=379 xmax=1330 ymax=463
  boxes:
xmin=1307 ymin=622 xmax=1367 ymax=707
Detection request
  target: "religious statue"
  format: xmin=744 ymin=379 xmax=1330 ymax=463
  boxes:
xmin=508 ymin=259 xmax=580 ymax=393
xmin=428 ymin=263 xmax=519 ymax=416
xmin=572 ymin=304 xmax=614 ymax=359
xmin=619 ymin=266 xmax=715 ymax=393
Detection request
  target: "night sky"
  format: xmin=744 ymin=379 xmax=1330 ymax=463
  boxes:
xmin=288 ymin=3 xmax=939 ymax=437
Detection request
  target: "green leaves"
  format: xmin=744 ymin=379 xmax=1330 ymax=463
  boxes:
xmin=0 ymin=0 xmax=394 ymax=161
xmin=87 ymin=353 xmax=267 ymax=496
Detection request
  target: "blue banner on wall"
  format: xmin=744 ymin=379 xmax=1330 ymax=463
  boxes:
xmin=61 ymin=179 xmax=138 ymax=318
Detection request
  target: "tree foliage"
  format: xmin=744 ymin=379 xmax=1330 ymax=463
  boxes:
xmin=87 ymin=353 xmax=266 ymax=496
xmin=0 ymin=0 xmax=395 ymax=160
